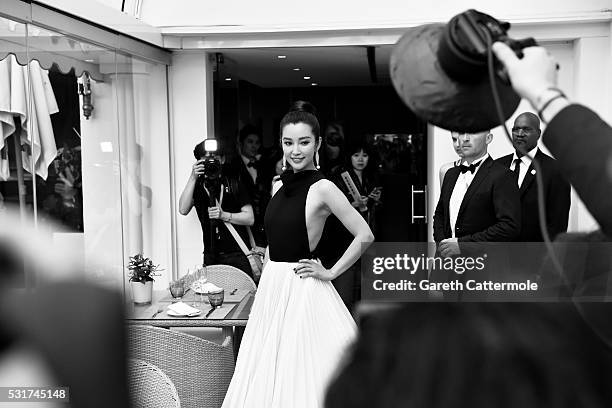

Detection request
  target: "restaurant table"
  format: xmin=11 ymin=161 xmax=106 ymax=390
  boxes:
xmin=125 ymin=288 xmax=254 ymax=356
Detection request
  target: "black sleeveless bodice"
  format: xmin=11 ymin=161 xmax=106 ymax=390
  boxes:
xmin=264 ymin=170 xmax=325 ymax=262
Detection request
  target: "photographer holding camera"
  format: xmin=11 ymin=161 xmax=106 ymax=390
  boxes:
xmin=179 ymin=140 xmax=255 ymax=277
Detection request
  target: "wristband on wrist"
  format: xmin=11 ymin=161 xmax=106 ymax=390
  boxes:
xmin=537 ymin=94 xmax=565 ymax=118
xmin=535 ymin=87 xmax=566 ymax=110
xmin=227 ymin=212 xmax=232 ymax=222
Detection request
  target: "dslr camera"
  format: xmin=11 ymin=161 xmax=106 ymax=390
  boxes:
xmin=193 ymin=139 xmax=223 ymax=182
xmin=199 ymin=153 xmax=222 ymax=181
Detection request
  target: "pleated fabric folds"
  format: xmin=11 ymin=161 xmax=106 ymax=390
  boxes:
xmin=222 ymin=260 xmax=357 ymax=408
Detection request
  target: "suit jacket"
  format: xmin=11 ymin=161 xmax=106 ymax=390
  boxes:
xmin=543 ymin=104 xmax=612 ymax=236
xmin=433 ymin=156 xmax=521 ymax=244
xmin=497 ymin=150 xmax=571 ymax=241
xmin=537 ymin=105 xmax=612 ymax=339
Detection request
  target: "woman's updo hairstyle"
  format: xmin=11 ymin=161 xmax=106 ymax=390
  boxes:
xmin=279 ymin=100 xmax=320 ymax=142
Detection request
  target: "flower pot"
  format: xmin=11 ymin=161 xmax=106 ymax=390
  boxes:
xmin=131 ymin=281 xmax=153 ymax=305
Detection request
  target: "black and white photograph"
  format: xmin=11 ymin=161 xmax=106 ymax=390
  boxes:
xmin=1 ymin=0 xmax=612 ymax=407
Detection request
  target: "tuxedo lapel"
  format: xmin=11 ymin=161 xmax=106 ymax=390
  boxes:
xmin=457 ymin=157 xmax=492 ymax=220
xmin=443 ymin=167 xmax=461 ymax=237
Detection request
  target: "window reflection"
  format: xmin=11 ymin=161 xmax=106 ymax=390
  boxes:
xmin=1 ymin=16 xmax=172 ymax=295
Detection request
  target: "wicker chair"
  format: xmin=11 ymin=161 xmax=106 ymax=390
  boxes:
xmin=205 ymin=264 xmax=256 ymax=291
xmin=127 ymin=325 xmax=235 ymax=408
xmin=173 ymin=264 xmax=256 ymax=345
xmin=128 ymin=358 xmax=181 ymax=408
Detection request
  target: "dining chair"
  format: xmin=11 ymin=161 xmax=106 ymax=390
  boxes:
xmin=127 ymin=325 xmax=235 ymax=408
xmin=128 ymin=358 xmax=180 ymax=408
xmin=205 ymin=264 xmax=257 ymax=292
xmin=174 ymin=264 xmax=256 ymax=347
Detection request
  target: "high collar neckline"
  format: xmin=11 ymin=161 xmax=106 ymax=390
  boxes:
xmin=279 ymin=170 xmax=319 ymax=195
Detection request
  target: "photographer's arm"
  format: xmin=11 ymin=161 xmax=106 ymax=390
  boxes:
xmin=219 ymin=204 xmax=254 ymax=226
xmin=179 ymin=161 xmax=205 ymax=215
xmin=211 ymin=179 xmax=255 ymax=225
xmin=178 ymin=175 xmax=197 ymax=215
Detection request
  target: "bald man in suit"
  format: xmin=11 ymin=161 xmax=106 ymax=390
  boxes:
xmin=496 ymin=112 xmax=571 ymax=242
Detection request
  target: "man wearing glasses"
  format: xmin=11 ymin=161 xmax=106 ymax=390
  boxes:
xmin=497 ymin=112 xmax=571 ymax=242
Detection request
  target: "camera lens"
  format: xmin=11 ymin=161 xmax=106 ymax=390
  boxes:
xmin=202 ymin=156 xmax=222 ymax=180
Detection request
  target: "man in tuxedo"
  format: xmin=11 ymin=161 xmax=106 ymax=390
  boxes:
xmin=226 ymin=125 xmax=272 ymax=247
xmin=496 ymin=112 xmax=571 ymax=242
xmin=433 ymin=130 xmax=521 ymax=256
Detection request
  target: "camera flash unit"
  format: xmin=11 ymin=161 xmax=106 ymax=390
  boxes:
xmin=204 ymin=139 xmax=218 ymax=153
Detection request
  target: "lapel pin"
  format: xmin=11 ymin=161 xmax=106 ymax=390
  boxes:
xmin=531 ymin=169 xmax=536 ymax=175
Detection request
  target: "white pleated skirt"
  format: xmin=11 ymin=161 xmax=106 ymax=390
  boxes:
xmin=221 ymin=260 xmax=357 ymax=408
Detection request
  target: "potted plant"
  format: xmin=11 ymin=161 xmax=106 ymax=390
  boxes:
xmin=127 ymin=254 xmax=161 ymax=304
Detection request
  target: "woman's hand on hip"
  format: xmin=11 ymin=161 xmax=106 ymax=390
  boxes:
xmin=294 ymin=259 xmax=335 ymax=281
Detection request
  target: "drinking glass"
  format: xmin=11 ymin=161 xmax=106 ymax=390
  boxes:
xmin=208 ymin=289 xmax=225 ymax=309
xmin=169 ymin=280 xmax=185 ymax=302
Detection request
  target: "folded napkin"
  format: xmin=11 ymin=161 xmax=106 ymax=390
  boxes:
xmin=167 ymin=302 xmax=200 ymax=315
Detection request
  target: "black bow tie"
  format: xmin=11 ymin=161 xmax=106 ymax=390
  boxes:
xmin=247 ymin=160 xmax=257 ymax=168
xmin=459 ymin=160 xmax=481 ymax=174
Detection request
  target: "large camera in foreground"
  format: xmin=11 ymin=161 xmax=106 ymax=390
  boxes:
xmin=390 ymin=9 xmax=537 ymax=132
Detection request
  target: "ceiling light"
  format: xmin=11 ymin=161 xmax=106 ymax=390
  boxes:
xmin=277 ymin=55 xmax=287 ymax=59
xmin=84 ymin=59 xmax=95 ymax=63
xmin=293 ymin=68 xmax=300 ymax=71
xmin=303 ymin=76 xmax=311 ymax=80
xmin=311 ymin=83 xmax=318 ymax=86
xmin=225 ymin=77 xmax=232 ymax=81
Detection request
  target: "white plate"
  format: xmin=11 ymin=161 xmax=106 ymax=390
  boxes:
xmin=191 ymin=280 xmax=223 ymax=294
xmin=167 ymin=309 xmax=202 ymax=317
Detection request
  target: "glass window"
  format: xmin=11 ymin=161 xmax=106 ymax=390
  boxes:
xmin=0 ymin=16 xmax=171 ymax=298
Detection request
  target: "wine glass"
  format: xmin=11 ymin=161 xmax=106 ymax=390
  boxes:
xmin=195 ymin=265 xmax=208 ymax=306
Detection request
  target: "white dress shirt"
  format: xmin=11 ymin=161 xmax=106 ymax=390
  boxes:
xmin=509 ymin=146 xmax=538 ymax=187
xmin=449 ymin=154 xmax=488 ymax=238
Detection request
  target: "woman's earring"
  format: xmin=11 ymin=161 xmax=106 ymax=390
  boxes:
xmin=282 ymin=156 xmax=287 ymax=171
xmin=315 ymin=151 xmax=320 ymax=170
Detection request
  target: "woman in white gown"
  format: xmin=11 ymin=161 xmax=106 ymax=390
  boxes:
xmin=222 ymin=101 xmax=375 ymax=408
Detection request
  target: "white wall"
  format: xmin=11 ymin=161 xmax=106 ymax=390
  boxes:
xmin=169 ymin=52 xmax=215 ymax=277
xmin=140 ymin=0 xmax=611 ymax=29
